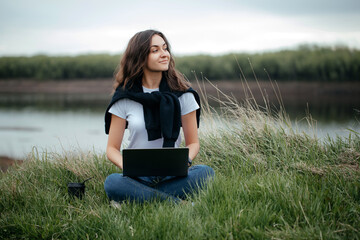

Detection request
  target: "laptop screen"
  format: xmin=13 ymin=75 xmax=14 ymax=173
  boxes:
xmin=122 ymin=148 xmax=189 ymax=177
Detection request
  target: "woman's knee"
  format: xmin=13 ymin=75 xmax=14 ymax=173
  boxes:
xmin=104 ymin=173 xmax=123 ymax=195
xmin=187 ymin=165 xmax=215 ymax=188
xmin=192 ymin=164 xmax=215 ymax=178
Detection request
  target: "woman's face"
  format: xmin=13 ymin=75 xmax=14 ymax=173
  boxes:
xmin=144 ymin=34 xmax=170 ymax=72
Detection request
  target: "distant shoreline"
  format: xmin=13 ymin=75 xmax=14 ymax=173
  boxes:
xmin=1 ymin=79 xmax=359 ymax=105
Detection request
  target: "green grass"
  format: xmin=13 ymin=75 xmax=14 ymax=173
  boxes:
xmin=1 ymin=95 xmax=359 ymax=239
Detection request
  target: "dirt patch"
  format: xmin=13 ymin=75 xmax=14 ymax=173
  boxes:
xmin=0 ymin=156 xmax=23 ymax=173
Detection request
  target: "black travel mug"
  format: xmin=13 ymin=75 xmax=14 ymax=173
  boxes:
xmin=67 ymin=177 xmax=93 ymax=199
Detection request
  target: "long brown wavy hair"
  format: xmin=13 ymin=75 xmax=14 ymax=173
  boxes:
xmin=113 ymin=29 xmax=190 ymax=91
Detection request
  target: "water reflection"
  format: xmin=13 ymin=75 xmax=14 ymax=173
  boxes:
xmin=0 ymin=109 xmax=109 ymax=159
xmin=0 ymin=92 xmax=359 ymax=159
xmin=0 ymin=93 xmax=108 ymax=112
xmin=1 ymin=92 xmax=359 ymax=120
xmin=276 ymin=102 xmax=359 ymax=123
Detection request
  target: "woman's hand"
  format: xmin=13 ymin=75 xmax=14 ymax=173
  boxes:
xmin=106 ymin=114 xmax=126 ymax=169
xmin=181 ymin=110 xmax=200 ymax=162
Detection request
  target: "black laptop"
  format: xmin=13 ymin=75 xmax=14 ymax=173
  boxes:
xmin=122 ymin=148 xmax=189 ymax=177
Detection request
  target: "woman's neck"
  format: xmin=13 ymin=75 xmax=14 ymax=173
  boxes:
xmin=142 ymin=71 xmax=162 ymax=89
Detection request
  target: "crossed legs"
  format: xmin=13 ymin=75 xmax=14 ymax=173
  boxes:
xmin=104 ymin=165 xmax=214 ymax=203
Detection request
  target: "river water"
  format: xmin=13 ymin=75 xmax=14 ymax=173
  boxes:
xmin=0 ymin=109 xmax=108 ymax=159
xmin=0 ymin=107 xmax=359 ymax=159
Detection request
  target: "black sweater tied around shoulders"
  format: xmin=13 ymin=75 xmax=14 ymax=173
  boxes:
xmin=104 ymin=77 xmax=201 ymax=148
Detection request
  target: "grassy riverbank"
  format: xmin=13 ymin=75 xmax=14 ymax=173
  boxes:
xmin=1 ymin=96 xmax=359 ymax=239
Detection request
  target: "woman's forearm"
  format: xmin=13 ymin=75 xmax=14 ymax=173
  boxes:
xmin=106 ymin=146 xmax=123 ymax=169
xmin=187 ymin=142 xmax=200 ymax=161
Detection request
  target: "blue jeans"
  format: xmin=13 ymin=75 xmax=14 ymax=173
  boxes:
xmin=104 ymin=165 xmax=214 ymax=203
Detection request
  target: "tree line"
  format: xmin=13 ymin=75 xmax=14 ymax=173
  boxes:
xmin=0 ymin=45 xmax=359 ymax=82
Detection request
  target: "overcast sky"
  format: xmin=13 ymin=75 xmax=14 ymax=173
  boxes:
xmin=1 ymin=0 xmax=360 ymax=56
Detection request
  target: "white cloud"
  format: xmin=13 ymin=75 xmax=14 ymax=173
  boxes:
xmin=0 ymin=0 xmax=359 ymax=56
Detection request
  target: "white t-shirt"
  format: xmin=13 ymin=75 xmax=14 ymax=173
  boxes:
xmin=108 ymin=86 xmax=200 ymax=149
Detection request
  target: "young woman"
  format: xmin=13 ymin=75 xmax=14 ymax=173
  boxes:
xmin=104 ymin=29 xmax=214 ymax=203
